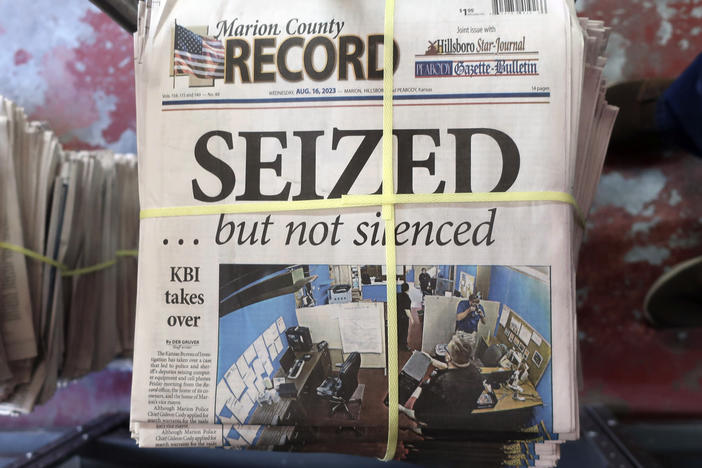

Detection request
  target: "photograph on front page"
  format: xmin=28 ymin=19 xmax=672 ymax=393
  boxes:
xmin=215 ymin=264 xmax=553 ymax=449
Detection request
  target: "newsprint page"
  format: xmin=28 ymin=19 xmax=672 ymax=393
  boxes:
xmin=131 ymin=0 xmax=581 ymax=459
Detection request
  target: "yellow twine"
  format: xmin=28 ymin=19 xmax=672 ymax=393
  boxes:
xmin=0 ymin=241 xmax=137 ymax=277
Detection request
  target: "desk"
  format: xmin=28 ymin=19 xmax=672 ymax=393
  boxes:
xmin=396 ymin=353 xmax=543 ymax=414
xmin=249 ymin=345 xmax=330 ymax=426
xmin=472 ymin=377 xmax=542 ymax=414
xmin=274 ymin=347 xmax=329 ymax=397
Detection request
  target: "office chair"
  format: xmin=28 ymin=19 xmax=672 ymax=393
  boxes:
xmin=315 ymin=352 xmax=361 ymax=419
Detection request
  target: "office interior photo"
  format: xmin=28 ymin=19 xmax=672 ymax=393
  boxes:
xmin=215 ymin=264 xmax=553 ymax=451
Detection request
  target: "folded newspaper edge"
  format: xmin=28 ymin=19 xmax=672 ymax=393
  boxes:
xmin=0 ymin=95 xmax=139 ymax=414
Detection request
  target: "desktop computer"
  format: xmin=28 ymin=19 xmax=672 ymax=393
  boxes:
xmin=285 ymin=326 xmax=313 ymax=352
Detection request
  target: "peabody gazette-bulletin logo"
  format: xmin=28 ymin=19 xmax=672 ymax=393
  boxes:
xmin=170 ymin=21 xmax=400 ymax=87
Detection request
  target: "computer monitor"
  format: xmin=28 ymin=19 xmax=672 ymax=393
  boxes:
xmin=384 ymin=351 xmax=432 ymax=407
xmin=475 ymin=336 xmax=489 ymax=361
xmin=279 ymin=347 xmax=295 ymax=373
xmin=484 ymin=369 xmax=512 ymax=387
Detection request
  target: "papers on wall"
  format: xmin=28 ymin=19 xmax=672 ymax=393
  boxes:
xmin=232 ymin=398 xmax=250 ymax=423
xmin=531 ymin=333 xmax=543 ymax=347
xmin=243 ymin=345 xmax=256 ymax=364
xmin=518 ymin=325 xmax=533 ymax=345
xmin=509 ymin=317 xmax=523 ymax=336
xmin=215 ymin=379 xmax=234 ymax=416
xmin=263 ymin=360 xmax=273 ymax=375
xmin=224 ymin=367 xmax=238 ymax=386
xmin=253 ymin=336 xmax=267 ymax=360
xmin=263 ymin=324 xmax=278 ymax=347
xmin=276 ymin=317 xmax=286 ymax=334
xmin=235 ymin=356 xmax=247 ymax=378
xmin=273 ymin=337 xmax=283 ymax=356
xmin=242 ymin=369 xmax=256 ymax=389
xmin=252 ymin=359 xmax=264 ymax=376
xmin=253 ymin=377 xmax=265 ymax=394
xmin=243 ymin=389 xmax=257 ymax=411
xmin=338 ymin=303 xmax=383 ymax=354
xmin=224 ymin=371 xmax=245 ymax=399
xmin=220 ymin=399 xmax=240 ymax=425
xmin=216 ymin=315 xmax=289 ymax=426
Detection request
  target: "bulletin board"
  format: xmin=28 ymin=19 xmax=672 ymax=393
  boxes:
xmin=495 ymin=305 xmax=551 ymax=386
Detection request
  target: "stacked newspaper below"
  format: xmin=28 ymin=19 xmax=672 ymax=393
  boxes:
xmin=0 ymin=97 xmax=139 ymax=414
xmin=130 ymin=0 xmax=617 ymax=465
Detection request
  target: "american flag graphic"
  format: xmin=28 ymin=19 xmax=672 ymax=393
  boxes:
xmin=173 ymin=24 xmax=225 ymax=79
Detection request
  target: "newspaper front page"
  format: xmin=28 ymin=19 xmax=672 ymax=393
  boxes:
xmin=131 ymin=0 xmax=580 ymax=454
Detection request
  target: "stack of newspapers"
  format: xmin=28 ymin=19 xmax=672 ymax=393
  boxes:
xmin=0 ymin=97 xmax=139 ymax=414
xmin=130 ymin=0 xmax=617 ymax=466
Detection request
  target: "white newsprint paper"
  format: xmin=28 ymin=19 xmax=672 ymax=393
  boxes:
xmin=130 ymin=0 xmax=601 ymax=458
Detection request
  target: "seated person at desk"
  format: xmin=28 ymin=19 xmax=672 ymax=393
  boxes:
xmin=399 ymin=333 xmax=484 ymax=429
xmin=396 ymin=283 xmax=412 ymax=351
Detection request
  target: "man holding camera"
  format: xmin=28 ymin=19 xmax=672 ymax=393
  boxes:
xmin=454 ymin=293 xmax=486 ymax=359
xmin=456 ymin=293 xmax=486 ymax=334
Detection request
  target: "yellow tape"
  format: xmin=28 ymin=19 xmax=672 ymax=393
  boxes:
xmin=344 ymin=192 xmax=585 ymax=228
xmin=141 ymin=191 xmax=585 ymax=228
xmin=0 ymin=241 xmax=137 ymax=277
xmin=141 ymin=198 xmax=351 ymax=219
xmin=381 ymin=0 xmax=398 ymax=460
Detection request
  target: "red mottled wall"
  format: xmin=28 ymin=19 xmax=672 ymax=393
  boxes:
xmin=0 ymin=2 xmax=135 ymax=152
xmin=576 ymin=0 xmax=702 ymax=415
